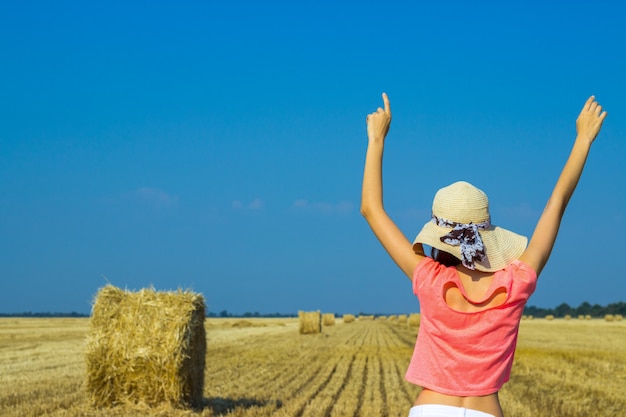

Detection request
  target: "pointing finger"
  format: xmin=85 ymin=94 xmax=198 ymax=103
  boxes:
xmin=382 ymin=93 xmax=391 ymax=117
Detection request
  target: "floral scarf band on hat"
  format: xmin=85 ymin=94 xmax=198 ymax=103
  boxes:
xmin=432 ymin=215 xmax=490 ymax=270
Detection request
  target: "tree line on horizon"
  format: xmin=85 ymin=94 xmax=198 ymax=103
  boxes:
xmin=523 ymin=301 xmax=626 ymax=318
xmin=0 ymin=311 xmax=89 ymax=318
xmin=2 ymin=301 xmax=625 ymax=318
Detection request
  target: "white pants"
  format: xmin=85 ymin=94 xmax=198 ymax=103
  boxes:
xmin=408 ymin=404 xmax=495 ymax=417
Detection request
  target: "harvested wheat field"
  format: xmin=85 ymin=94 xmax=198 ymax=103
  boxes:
xmin=1 ymin=316 xmax=625 ymax=416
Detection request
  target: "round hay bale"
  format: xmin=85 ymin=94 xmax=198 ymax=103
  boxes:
xmin=545 ymin=315 xmax=554 ymax=321
xmin=342 ymin=314 xmax=355 ymax=324
xmin=322 ymin=313 xmax=335 ymax=326
xmin=298 ymin=311 xmax=321 ymax=334
xmin=564 ymin=314 xmax=571 ymax=320
xmin=85 ymin=285 xmax=206 ymax=409
xmin=605 ymin=314 xmax=614 ymax=322
xmin=615 ymin=314 xmax=623 ymax=321
xmin=397 ymin=314 xmax=407 ymax=324
xmin=408 ymin=313 xmax=421 ymax=328
xmin=231 ymin=320 xmax=255 ymax=328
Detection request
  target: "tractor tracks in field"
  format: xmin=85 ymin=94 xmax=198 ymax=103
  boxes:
xmin=322 ymin=353 xmax=356 ymax=417
xmin=204 ymin=319 xmax=419 ymax=416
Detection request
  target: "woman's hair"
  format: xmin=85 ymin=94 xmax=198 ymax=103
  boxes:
xmin=431 ymin=247 xmax=461 ymax=267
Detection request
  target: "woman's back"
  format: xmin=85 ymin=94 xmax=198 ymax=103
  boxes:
xmin=445 ymin=266 xmax=507 ymax=313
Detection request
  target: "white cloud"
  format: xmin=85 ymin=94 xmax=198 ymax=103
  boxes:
xmin=232 ymin=198 xmax=264 ymax=211
xmin=248 ymin=198 xmax=264 ymax=210
xmin=293 ymin=199 xmax=308 ymax=208
xmin=134 ymin=187 xmax=179 ymax=205
xmin=292 ymin=199 xmax=354 ymax=215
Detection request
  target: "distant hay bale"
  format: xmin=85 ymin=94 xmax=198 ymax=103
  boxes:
xmin=521 ymin=315 xmax=528 ymax=320
xmin=545 ymin=315 xmax=554 ymax=321
xmin=377 ymin=316 xmax=387 ymax=321
xmin=578 ymin=315 xmax=585 ymax=320
xmin=527 ymin=315 xmax=534 ymax=320
xmin=358 ymin=315 xmax=374 ymax=321
xmin=388 ymin=315 xmax=397 ymax=321
xmin=397 ymin=314 xmax=407 ymax=324
xmin=322 ymin=313 xmax=335 ymax=326
xmin=585 ymin=315 xmax=592 ymax=320
xmin=615 ymin=314 xmax=623 ymax=321
xmin=564 ymin=314 xmax=572 ymax=320
xmin=85 ymin=285 xmax=206 ymax=409
xmin=231 ymin=320 xmax=257 ymax=328
xmin=605 ymin=314 xmax=614 ymax=322
xmin=342 ymin=314 xmax=355 ymax=324
xmin=298 ymin=311 xmax=321 ymax=334
xmin=408 ymin=313 xmax=421 ymax=328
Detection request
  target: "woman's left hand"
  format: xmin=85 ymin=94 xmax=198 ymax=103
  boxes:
xmin=576 ymin=95 xmax=607 ymax=144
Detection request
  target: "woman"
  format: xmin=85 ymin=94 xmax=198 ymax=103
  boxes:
xmin=361 ymin=93 xmax=606 ymax=417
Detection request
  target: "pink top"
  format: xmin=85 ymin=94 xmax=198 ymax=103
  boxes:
xmin=405 ymin=257 xmax=537 ymax=396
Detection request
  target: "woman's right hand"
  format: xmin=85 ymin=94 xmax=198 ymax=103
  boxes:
xmin=366 ymin=93 xmax=392 ymax=143
xmin=576 ymin=96 xmax=607 ymax=144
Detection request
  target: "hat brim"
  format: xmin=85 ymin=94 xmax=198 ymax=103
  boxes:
xmin=413 ymin=221 xmax=527 ymax=272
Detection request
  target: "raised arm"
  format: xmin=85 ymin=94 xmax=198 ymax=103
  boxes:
xmin=361 ymin=93 xmax=424 ymax=279
xmin=519 ymin=96 xmax=607 ymax=276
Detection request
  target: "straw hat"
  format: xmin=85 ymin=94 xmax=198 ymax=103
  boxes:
xmin=413 ymin=181 xmax=527 ymax=272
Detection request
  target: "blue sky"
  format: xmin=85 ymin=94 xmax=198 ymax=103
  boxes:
xmin=1 ymin=1 xmax=625 ymax=315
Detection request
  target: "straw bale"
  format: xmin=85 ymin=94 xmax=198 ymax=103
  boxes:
xmin=605 ymin=314 xmax=614 ymax=322
xmin=322 ymin=313 xmax=335 ymax=326
xmin=615 ymin=314 xmax=623 ymax=321
xmin=342 ymin=314 xmax=355 ymax=323
xmin=85 ymin=285 xmax=206 ymax=409
xmin=231 ymin=320 xmax=256 ymax=328
xmin=298 ymin=311 xmax=321 ymax=334
xmin=408 ymin=313 xmax=421 ymax=328
xmin=358 ymin=315 xmax=374 ymax=320
xmin=564 ymin=314 xmax=572 ymax=320
xmin=545 ymin=315 xmax=554 ymax=321
xmin=397 ymin=314 xmax=408 ymax=324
